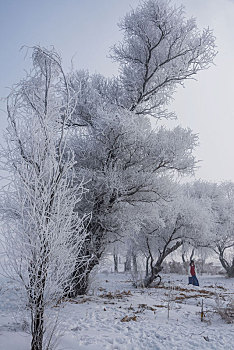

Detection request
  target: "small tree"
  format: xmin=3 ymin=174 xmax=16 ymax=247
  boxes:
xmin=212 ymin=182 xmax=234 ymax=277
xmin=187 ymin=180 xmax=234 ymax=277
xmin=0 ymin=47 xmax=89 ymax=350
xmin=136 ymin=190 xmax=211 ymax=287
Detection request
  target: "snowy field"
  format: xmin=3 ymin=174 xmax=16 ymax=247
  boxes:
xmin=0 ymin=272 xmax=233 ymax=350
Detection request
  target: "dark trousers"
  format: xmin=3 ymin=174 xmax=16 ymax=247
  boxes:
xmin=188 ymin=275 xmax=199 ymax=286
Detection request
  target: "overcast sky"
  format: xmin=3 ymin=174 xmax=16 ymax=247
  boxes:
xmin=1 ymin=0 xmax=234 ymax=183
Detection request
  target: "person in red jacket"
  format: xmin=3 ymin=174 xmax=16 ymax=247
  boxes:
xmin=189 ymin=260 xmax=199 ymax=286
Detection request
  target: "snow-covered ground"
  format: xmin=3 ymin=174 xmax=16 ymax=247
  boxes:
xmin=0 ymin=272 xmax=233 ymax=349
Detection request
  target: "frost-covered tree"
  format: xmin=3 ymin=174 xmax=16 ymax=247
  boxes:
xmin=215 ymin=182 xmax=234 ymax=277
xmin=188 ymin=181 xmax=234 ymax=277
xmin=0 ymin=47 xmax=90 ymax=350
xmin=133 ymin=188 xmax=211 ymax=287
xmin=110 ymin=0 xmax=216 ymax=117
xmin=67 ymin=95 xmax=198 ymax=294
xmin=64 ymin=0 xmax=216 ymax=294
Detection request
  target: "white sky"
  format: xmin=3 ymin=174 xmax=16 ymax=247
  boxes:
xmin=169 ymin=0 xmax=234 ymax=183
xmin=0 ymin=0 xmax=234 ymax=183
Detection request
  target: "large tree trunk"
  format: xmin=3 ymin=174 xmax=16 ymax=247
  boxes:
xmin=69 ymin=256 xmax=98 ymax=296
xmin=144 ymin=264 xmax=163 ymax=287
xmin=219 ymin=252 xmax=234 ymax=278
xmin=144 ymin=240 xmax=183 ymax=288
xmin=69 ymin=220 xmax=106 ymax=296
xmin=69 ymin=196 xmax=116 ymax=296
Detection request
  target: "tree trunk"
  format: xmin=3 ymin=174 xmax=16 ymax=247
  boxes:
xmin=229 ymin=256 xmax=234 ymax=277
xmin=69 ymin=221 xmax=105 ymax=296
xmin=146 ymin=256 xmax=150 ymax=277
xmin=124 ymin=251 xmax=131 ymax=272
xmin=69 ymin=257 xmax=98 ymax=296
xmin=71 ymin=271 xmax=89 ymax=296
xmin=114 ymin=254 xmax=118 ymax=273
xmin=144 ymin=264 xmax=163 ymax=287
xmin=132 ymin=253 xmax=137 ymax=274
xmin=219 ymin=253 xmax=234 ymax=278
xmin=189 ymin=248 xmax=195 ymax=262
xmin=181 ymin=252 xmax=186 ymax=264
xmin=227 ymin=265 xmax=234 ymax=277
xmin=144 ymin=240 xmax=183 ymax=287
xmin=31 ymin=307 xmax=44 ymax=350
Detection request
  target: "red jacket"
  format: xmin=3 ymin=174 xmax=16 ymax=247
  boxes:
xmin=190 ymin=264 xmax=195 ymax=276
